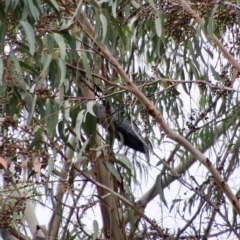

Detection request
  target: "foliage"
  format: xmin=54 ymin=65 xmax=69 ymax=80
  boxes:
xmin=1 ymin=0 xmax=240 ymax=239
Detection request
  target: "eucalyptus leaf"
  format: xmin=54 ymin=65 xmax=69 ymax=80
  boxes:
xmin=19 ymin=21 xmax=35 ymax=55
xmin=10 ymin=54 xmax=20 ymax=72
xmin=64 ymin=100 xmax=70 ymax=120
xmin=58 ymin=58 xmax=66 ymax=86
xmin=81 ymin=50 xmax=92 ymax=80
xmin=27 ymin=0 xmax=40 ymax=21
xmin=105 ymin=162 xmax=121 ymax=182
xmin=27 ymin=94 xmax=37 ymax=125
xmin=155 ymin=12 xmax=164 ymax=38
xmin=116 ymin=154 xmax=132 ymax=170
xmin=100 ymin=13 xmax=108 ymax=41
xmin=71 ymin=0 xmax=83 ymax=23
xmin=76 ymin=110 xmax=86 ymax=141
xmin=156 ymin=174 xmax=168 ymax=207
xmin=54 ymin=33 xmax=66 ymax=59
xmin=112 ymin=1 xmax=117 ymax=18
xmin=41 ymin=54 xmax=52 ymax=75
xmin=49 ymin=0 xmax=59 ymax=11
xmin=86 ymin=101 xmax=96 ymax=117
xmin=0 ymin=57 xmax=3 ymax=85
xmin=93 ymin=220 xmax=99 ymax=240
xmin=148 ymin=0 xmax=158 ymax=11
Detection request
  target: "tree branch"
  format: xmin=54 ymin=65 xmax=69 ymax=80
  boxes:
xmin=179 ymin=0 xmax=240 ymax=72
xmin=77 ymin=10 xmax=240 ymax=215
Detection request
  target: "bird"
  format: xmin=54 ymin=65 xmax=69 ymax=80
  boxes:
xmin=82 ymin=103 xmax=145 ymax=153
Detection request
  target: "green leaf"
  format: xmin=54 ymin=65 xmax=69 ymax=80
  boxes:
xmin=155 ymin=12 xmax=164 ymax=38
xmin=54 ymin=33 xmax=66 ymax=59
xmin=116 ymin=154 xmax=132 ymax=170
xmin=6 ymin=0 xmax=20 ymax=11
xmin=20 ymin=21 xmax=35 ymax=55
xmin=100 ymin=13 xmax=107 ymax=41
xmin=112 ymin=1 xmax=117 ymax=18
xmin=79 ymin=139 xmax=89 ymax=154
xmin=210 ymin=65 xmax=222 ymax=81
xmin=0 ymin=57 xmax=3 ymax=85
xmin=41 ymin=54 xmax=52 ymax=75
xmin=45 ymin=99 xmax=59 ymax=134
xmin=97 ymin=0 xmax=109 ymax=4
xmin=71 ymin=0 xmax=83 ymax=24
xmin=93 ymin=220 xmax=99 ymax=240
xmin=64 ymin=100 xmax=70 ymax=120
xmin=81 ymin=50 xmax=92 ymax=80
xmin=35 ymin=36 xmax=44 ymax=54
xmin=58 ymin=58 xmax=66 ymax=86
xmin=156 ymin=174 xmax=168 ymax=207
xmin=59 ymin=32 xmax=76 ymax=53
xmin=47 ymin=34 xmax=55 ymax=54
xmin=169 ymin=199 xmax=182 ymax=213
xmin=105 ymin=162 xmax=121 ymax=182
xmin=60 ymin=20 xmax=74 ymax=31
xmin=0 ymin=21 xmax=6 ymax=51
xmin=57 ymin=120 xmax=67 ymax=142
xmin=29 ymin=129 xmax=43 ymax=149
xmin=207 ymin=17 xmax=216 ymax=37
xmin=82 ymin=110 xmax=97 ymax=137
xmin=148 ymin=0 xmax=157 ymax=11
xmin=10 ymin=54 xmax=20 ymax=72
xmin=48 ymin=0 xmax=59 ymax=11
xmin=128 ymin=209 xmax=137 ymax=230
xmin=86 ymin=101 xmax=96 ymax=117
xmin=27 ymin=0 xmax=40 ymax=21
xmin=75 ymin=110 xmax=86 ymax=141
xmin=199 ymin=95 xmax=208 ymax=109
xmin=19 ymin=61 xmax=38 ymax=74
xmin=27 ymin=94 xmax=37 ymax=125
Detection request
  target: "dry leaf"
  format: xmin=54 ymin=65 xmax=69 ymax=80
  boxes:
xmin=231 ymin=67 xmax=238 ymax=87
xmin=22 ymin=158 xmax=29 ymax=182
xmin=61 ymin=182 xmax=67 ymax=193
xmin=33 ymin=157 xmax=41 ymax=182
xmin=0 ymin=156 xmax=7 ymax=169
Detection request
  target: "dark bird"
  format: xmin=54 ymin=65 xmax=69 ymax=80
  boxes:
xmin=83 ymin=103 xmax=146 ymax=153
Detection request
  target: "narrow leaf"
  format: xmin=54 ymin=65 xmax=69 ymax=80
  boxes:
xmin=100 ymin=13 xmax=107 ymax=41
xmin=54 ymin=33 xmax=66 ymax=59
xmin=27 ymin=0 xmax=40 ymax=21
xmin=81 ymin=51 xmax=92 ymax=80
xmin=155 ymin=12 xmax=164 ymax=38
xmin=20 ymin=21 xmax=35 ymax=55
xmin=116 ymin=154 xmax=132 ymax=170
xmin=112 ymin=1 xmax=117 ymax=18
xmin=210 ymin=65 xmax=222 ymax=81
xmin=27 ymin=94 xmax=37 ymax=125
xmin=49 ymin=0 xmax=59 ymax=11
xmin=86 ymin=101 xmax=96 ymax=117
xmin=71 ymin=0 xmax=83 ymax=23
xmin=156 ymin=174 xmax=168 ymax=207
xmin=76 ymin=110 xmax=86 ymax=140
xmin=93 ymin=220 xmax=99 ymax=240
xmin=105 ymin=162 xmax=121 ymax=182
xmin=148 ymin=0 xmax=157 ymax=11
xmin=0 ymin=58 xmax=3 ymax=85
xmin=64 ymin=100 xmax=70 ymax=120
xmin=41 ymin=54 xmax=52 ymax=75
xmin=58 ymin=58 xmax=66 ymax=86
